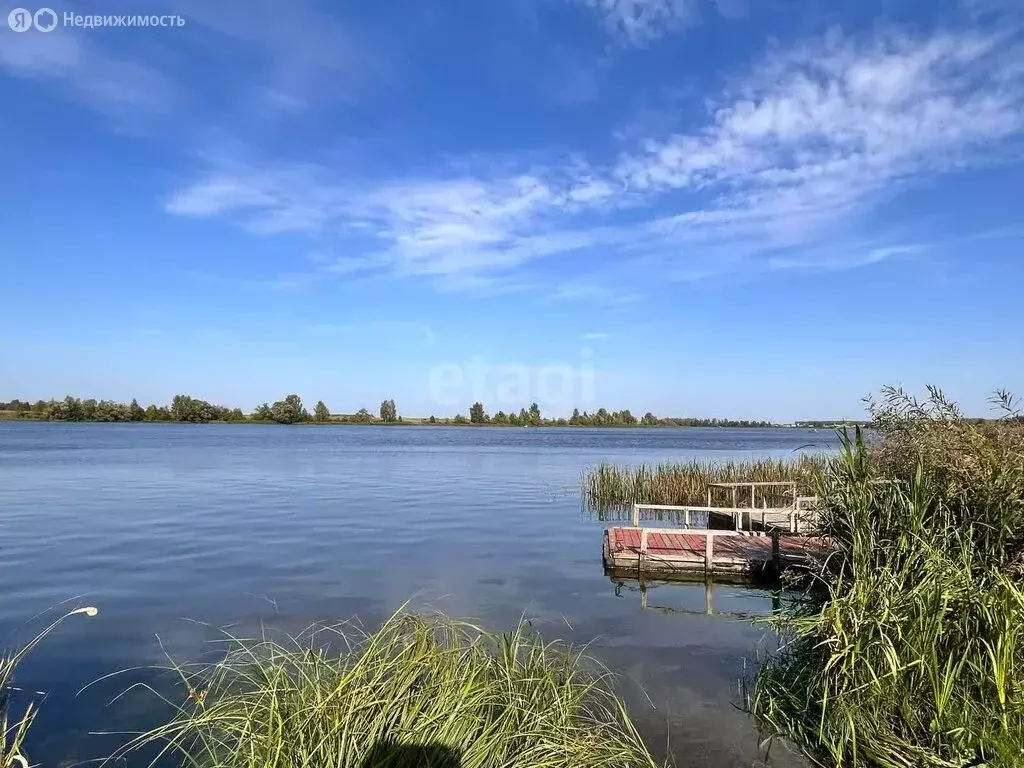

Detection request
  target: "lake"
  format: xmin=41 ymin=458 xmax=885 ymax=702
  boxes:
xmin=0 ymin=423 xmax=834 ymax=767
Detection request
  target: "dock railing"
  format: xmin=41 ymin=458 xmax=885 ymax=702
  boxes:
xmin=706 ymin=480 xmax=800 ymax=510
xmin=631 ymin=496 xmax=820 ymax=534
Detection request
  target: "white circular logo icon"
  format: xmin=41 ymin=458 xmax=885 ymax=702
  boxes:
xmin=33 ymin=7 xmax=57 ymax=31
xmin=7 ymin=7 xmax=33 ymax=31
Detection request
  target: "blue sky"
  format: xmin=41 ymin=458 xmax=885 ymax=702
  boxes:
xmin=1 ymin=0 xmax=1022 ymax=420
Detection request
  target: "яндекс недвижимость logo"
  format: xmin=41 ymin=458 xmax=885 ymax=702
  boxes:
xmin=7 ymin=7 xmax=57 ymax=32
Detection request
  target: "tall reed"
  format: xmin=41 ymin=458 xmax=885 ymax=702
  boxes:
xmin=751 ymin=389 xmax=1024 ymax=767
xmin=1 ymin=607 xmax=99 ymax=768
xmin=581 ymin=455 xmax=827 ymax=514
xmin=112 ymin=610 xmax=661 ymax=768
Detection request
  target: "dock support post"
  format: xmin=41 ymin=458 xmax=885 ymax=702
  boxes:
xmin=639 ymin=528 xmax=648 ymax=576
xmin=705 ymin=532 xmax=714 ymax=572
xmin=684 ymin=509 xmax=690 ymax=528
xmin=731 ymin=486 xmax=737 ymax=510
xmin=632 ymin=503 xmax=639 ymax=528
xmin=705 ymin=580 xmax=713 ymax=615
xmin=706 ymin=487 xmax=712 ymax=508
xmin=772 ymin=529 xmax=780 ymax=573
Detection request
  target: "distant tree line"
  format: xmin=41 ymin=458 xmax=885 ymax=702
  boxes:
xmin=0 ymin=394 xmax=320 ymax=425
xmin=0 ymin=396 xmax=776 ymax=427
xmin=457 ymin=403 xmax=773 ymax=427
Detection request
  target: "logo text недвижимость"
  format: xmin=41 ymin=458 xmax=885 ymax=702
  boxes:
xmin=7 ymin=8 xmax=185 ymax=31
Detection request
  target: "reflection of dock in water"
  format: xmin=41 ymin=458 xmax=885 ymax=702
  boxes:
xmin=610 ymin=577 xmax=782 ymax=618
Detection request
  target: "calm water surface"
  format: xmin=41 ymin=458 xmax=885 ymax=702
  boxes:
xmin=0 ymin=423 xmax=834 ymax=767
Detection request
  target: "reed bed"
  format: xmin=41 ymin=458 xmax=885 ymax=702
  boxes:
xmin=751 ymin=389 xmax=1024 ymax=768
xmin=112 ymin=610 xmax=661 ymax=768
xmin=581 ymin=455 xmax=828 ymax=514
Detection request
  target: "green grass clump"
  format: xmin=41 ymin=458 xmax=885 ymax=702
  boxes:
xmin=114 ymin=610 xmax=660 ymax=768
xmin=751 ymin=388 xmax=1024 ymax=768
xmin=581 ymin=455 xmax=826 ymax=514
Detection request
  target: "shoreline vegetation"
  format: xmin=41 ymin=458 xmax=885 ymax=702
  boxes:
xmin=583 ymin=386 xmax=1024 ymax=767
xmin=4 ymin=386 xmax=1022 ymax=767
xmin=582 ymin=455 xmax=829 ymax=513
xmin=748 ymin=388 xmax=1024 ymax=768
xmin=5 ymin=610 xmax=659 ymax=768
xmin=0 ymin=394 xmax=846 ymax=428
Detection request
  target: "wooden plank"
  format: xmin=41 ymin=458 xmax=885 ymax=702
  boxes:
xmin=603 ymin=525 xmax=828 ymax=579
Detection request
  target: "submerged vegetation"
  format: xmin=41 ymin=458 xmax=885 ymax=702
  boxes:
xmin=581 ymin=455 xmax=828 ymax=513
xmin=113 ymin=611 xmax=659 ymax=768
xmin=752 ymin=387 xmax=1024 ymax=768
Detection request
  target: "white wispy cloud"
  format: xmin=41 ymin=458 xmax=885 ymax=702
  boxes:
xmin=574 ymin=0 xmax=699 ymax=45
xmin=163 ymin=20 xmax=1024 ymax=295
xmin=0 ymin=30 xmax=175 ymax=125
xmin=0 ymin=0 xmax=395 ymax=131
xmin=616 ymin=29 xmax=1023 ymax=219
xmin=570 ymin=0 xmax=751 ymax=45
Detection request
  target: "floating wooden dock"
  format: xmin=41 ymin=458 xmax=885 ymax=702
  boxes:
xmin=603 ymin=526 xmax=827 ymax=580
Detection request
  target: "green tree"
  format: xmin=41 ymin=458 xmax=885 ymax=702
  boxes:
xmin=452 ymin=413 xmax=468 ymax=424
xmin=380 ymin=399 xmax=398 ymax=423
xmin=469 ymin=402 xmax=487 ymax=424
xmin=62 ymin=396 xmax=84 ymax=421
xmin=171 ymin=394 xmax=222 ymax=423
xmin=641 ymin=411 xmax=659 ymax=426
xmin=528 ymin=402 xmax=541 ymax=425
xmin=128 ymin=398 xmax=145 ymax=421
xmin=492 ymin=410 xmax=508 ymax=425
xmin=94 ymin=400 xmax=129 ymax=422
xmin=254 ymin=403 xmax=273 ymax=421
xmin=313 ymin=400 xmax=331 ymax=423
xmin=171 ymin=394 xmax=193 ymax=422
xmin=270 ymin=394 xmax=309 ymax=424
xmin=144 ymin=404 xmax=168 ymax=421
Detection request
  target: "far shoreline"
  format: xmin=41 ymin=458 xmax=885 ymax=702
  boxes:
xmin=0 ymin=415 xmax=854 ymax=429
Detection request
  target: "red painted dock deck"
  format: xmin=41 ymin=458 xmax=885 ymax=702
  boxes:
xmin=603 ymin=526 xmax=827 ymax=578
